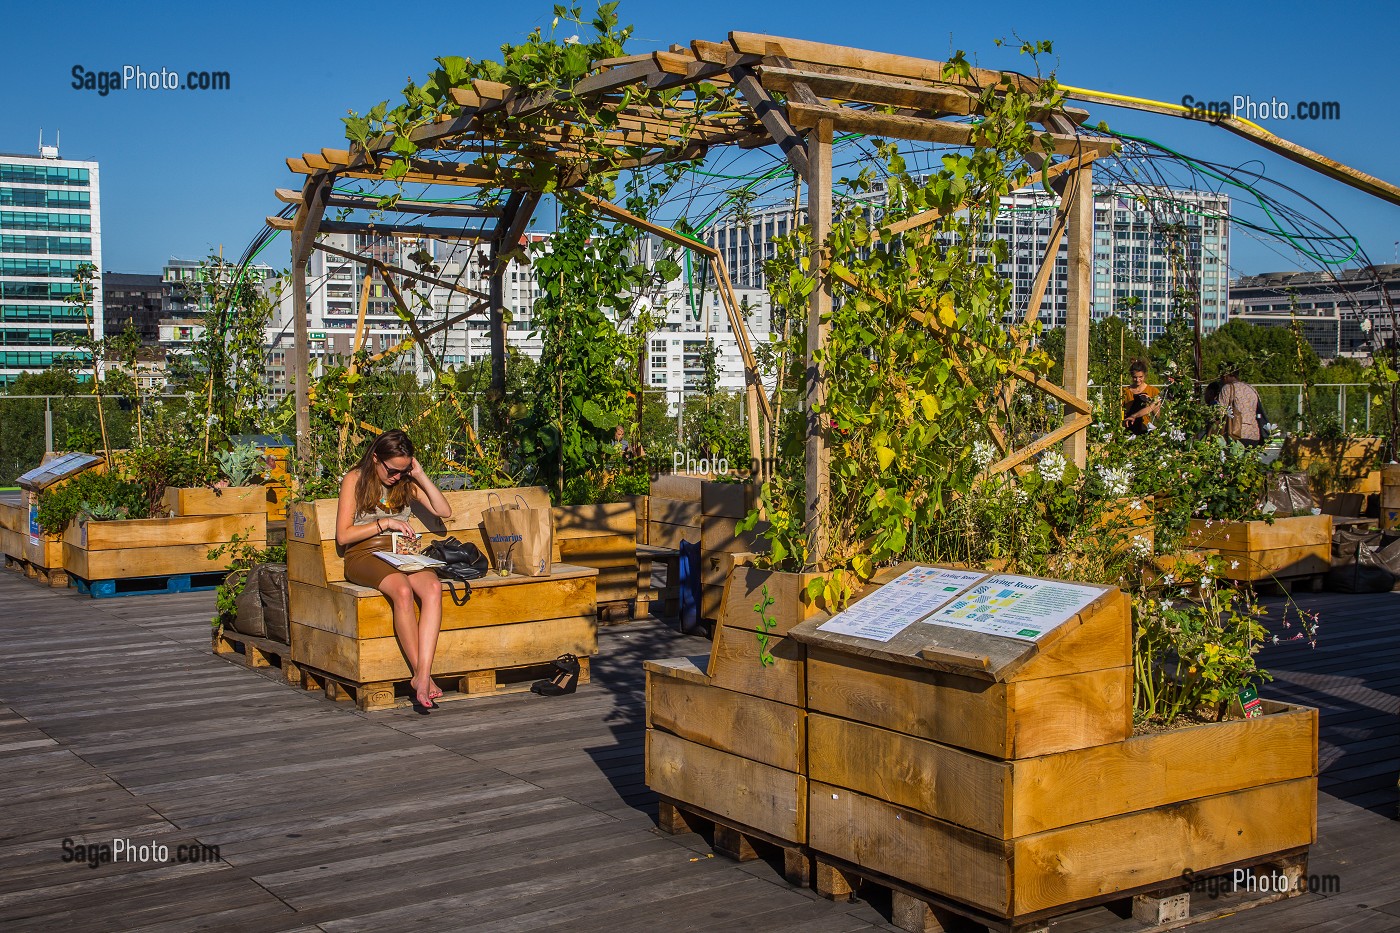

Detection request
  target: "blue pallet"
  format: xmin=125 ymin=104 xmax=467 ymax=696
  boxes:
xmin=70 ymin=570 xmax=226 ymax=599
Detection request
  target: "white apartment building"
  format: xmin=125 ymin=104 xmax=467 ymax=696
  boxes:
xmin=701 ymin=184 xmax=1231 ymax=344
xmin=0 ymin=142 xmax=101 ymax=386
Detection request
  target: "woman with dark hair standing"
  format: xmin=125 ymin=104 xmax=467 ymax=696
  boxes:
xmin=335 ymin=430 xmax=453 ymax=709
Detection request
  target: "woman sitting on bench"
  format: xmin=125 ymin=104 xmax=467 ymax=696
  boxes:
xmin=336 ymin=430 xmax=453 ymax=710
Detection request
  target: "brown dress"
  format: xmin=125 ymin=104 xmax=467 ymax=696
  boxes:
xmin=343 ymin=500 xmax=416 ymax=589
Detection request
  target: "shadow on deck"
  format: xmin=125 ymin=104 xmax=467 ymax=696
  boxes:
xmin=0 ymin=572 xmax=1395 ymax=932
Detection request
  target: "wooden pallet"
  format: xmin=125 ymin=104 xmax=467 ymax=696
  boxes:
xmin=211 ymin=626 xmax=300 ymax=684
xmin=810 ymin=848 xmax=1310 ymax=933
xmin=3 ymin=554 xmax=67 ymax=588
xmin=70 ymin=569 xmax=226 ymax=598
xmin=291 ymin=656 xmax=592 ymax=712
xmin=598 ymin=597 xmax=638 ymax=624
xmin=656 ymin=796 xmax=811 ymax=887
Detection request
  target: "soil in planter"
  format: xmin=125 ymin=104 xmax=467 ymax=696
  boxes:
xmin=1133 ymin=709 xmax=1242 ymax=735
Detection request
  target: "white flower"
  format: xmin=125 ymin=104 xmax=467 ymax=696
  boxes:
xmin=1130 ymin=499 xmax=1142 ymax=510
xmin=1201 ymin=575 xmax=1213 ymax=588
xmin=1361 ymin=318 xmax=1373 ymax=333
xmin=1162 ymin=599 xmax=1174 ymax=610
xmin=971 ymin=440 xmax=995 ymax=470
xmin=1095 ymin=463 xmax=1133 ymax=497
xmin=1169 ymin=428 xmax=1185 ymax=442
xmin=1038 ymin=450 xmax=1067 ymax=484
xmin=564 ymin=34 xmax=581 ymax=44
xmin=1230 ymin=560 xmax=1239 ymax=570
xmin=1162 ymin=573 xmax=1175 ymax=585
xmin=1130 ymin=535 xmax=1152 ymax=558
xmin=1013 ymin=485 xmax=1030 ymax=505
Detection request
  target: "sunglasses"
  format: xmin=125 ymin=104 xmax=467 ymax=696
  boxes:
xmin=377 ymin=460 xmax=411 ymax=478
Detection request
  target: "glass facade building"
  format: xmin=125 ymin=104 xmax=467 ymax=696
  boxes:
xmin=0 ymin=151 xmax=101 ymax=384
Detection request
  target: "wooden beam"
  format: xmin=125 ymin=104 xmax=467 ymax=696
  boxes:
xmin=729 ymin=32 xmax=1040 ymax=93
xmin=786 ymin=101 xmax=1115 ymax=155
xmin=1058 ymin=86 xmax=1400 ymax=208
xmin=378 ymin=270 xmax=443 ymax=379
xmin=729 ymin=63 xmax=811 ymax=178
xmin=988 ymin=414 xmax=1091 ymax=475
xmin=762 ymin=66 xmax=978 ymax=114
xmin=1062 ymin=163 xmax=1094 ymax=467
xmin=805 ymin=117 xmax=833 ymax=568
xmin=824 ymin=262 xmax=1091 ymax=416
xmin=291 ymin=177 xmax=332 ymax=461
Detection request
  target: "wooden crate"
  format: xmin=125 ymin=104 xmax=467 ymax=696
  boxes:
xmin=553 ymin=502 xmax=637 ymax=605
xmin=1383 ymin=464 xmax=1400 ymax=532
xmin=700 ymin=480 xmax=758 ymax=519
xmin=809 ymin=776 xmax=1315 ymax=920
xmin=0 ymin=499 xmax=65 ymax=583
xmin=647 ymin=655 xmax=808 ymax=849
xmin=807 ymin=700 xmax=1316 ymax=840
xmin=63 ymin=512 xmax=267 ymax=583
xmin=647 ymin=520 xmax=700 ymax=550
xmin=164 ymin=485 xmax=275 ymax=517
xmin=1187 ymin=514 xmax=1331 ymax=582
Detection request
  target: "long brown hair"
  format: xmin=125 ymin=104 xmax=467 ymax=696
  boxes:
xmin=351 ymin=430 xmax=416 ymax=518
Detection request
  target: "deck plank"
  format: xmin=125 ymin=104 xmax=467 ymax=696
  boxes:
xmin=0 ymin=574 xmax=1394 ymax=931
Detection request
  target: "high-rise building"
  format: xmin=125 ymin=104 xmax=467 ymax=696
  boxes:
xmin=1229 ymin=265 xmax=1400 ymax=359
xmin=0 ymin=143 xmax=101 ymax=385
xmin=992 ymin=186 xmax=1230 ymax=341
xmin=102 ymin=272 xmax=165 ymax=346
xmin=159 ymin=257 xmax=277 ymax=353
xmin=700 ymin=184 xmax=1231 ymax=344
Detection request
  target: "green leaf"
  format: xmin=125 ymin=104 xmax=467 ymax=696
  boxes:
xmin=876 ymin=446 xmax=895 ymax=471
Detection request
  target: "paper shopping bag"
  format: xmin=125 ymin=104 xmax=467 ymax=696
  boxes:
xmin=481 ymin=493 xmax=554 ymax=577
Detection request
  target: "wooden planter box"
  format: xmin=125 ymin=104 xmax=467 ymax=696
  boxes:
xmin=1383 ymin=464 xmax=1400 ymax=532
xmin=63 ymin=512 xmax=267 ymax=583
xmin=648 ymin=561 xmax=1318 ymax=926
xmin=163 ymin=485 xmax=275 ymax=517
xmin=1284 ymin=435 xmax=1383 ymax=495
xmin=808 ymin=703 xmax=1316 ymax=920
xmin=553 ymin=502 xmax=637 ymax=606
xmin=1187 ymin=514 xmax=1332 ymax=582
xmin=646 ymin=656 xmax=808 ymax=844
xmin=0 ymin=499 xmax=65 ymax=584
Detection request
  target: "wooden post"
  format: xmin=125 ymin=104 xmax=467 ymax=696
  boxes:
xmin=291 ymin=176 xmax=329 ymax=461
xmin=805 ymin=118 xmax=833 ymax=567
xmin=1062 ymin=162 xmax=1094 ymax=468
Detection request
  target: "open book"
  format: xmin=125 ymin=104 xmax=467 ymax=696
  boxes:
xmin=373 ymin=551 xmax=445 ymax=572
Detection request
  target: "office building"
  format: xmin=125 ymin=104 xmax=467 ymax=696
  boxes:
xmin=0 ymin=142 xmax=101 ymax=385
xmin=1229 ymin=265 xmax=1400 ymax=359
xmin=102 ymin=272 xmax=165 ymax=345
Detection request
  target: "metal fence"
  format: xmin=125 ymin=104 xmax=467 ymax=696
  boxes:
xmin=1250 ymin=384 xmax=1383 ymax=434
xmin=0 ymin=394 xmax=207 ymax=487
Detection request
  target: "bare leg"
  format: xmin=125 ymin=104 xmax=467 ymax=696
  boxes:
xmin=407 ymin=571 xmax=444 ymax=704
xmin=379 ymin=574 xmax=422 ymax=694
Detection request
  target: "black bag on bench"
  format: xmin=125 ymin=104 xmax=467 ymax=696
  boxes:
xmin=422 ymin=537 xmax=489 ymax=606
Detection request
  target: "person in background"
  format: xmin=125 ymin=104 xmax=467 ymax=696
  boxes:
xmin=335 ymin=430 xmax=453 ymax=710
xmin=1121 ymin=359 xmax=1161 ymax=436
xmin=1218 ymin=368 xmax=1264 ymax=446
xmin=613 ymin=424 xmax=646 ymax=461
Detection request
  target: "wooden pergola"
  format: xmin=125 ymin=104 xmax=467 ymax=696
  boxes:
xmin=276 ymin=32 xmax=1400 ymax=564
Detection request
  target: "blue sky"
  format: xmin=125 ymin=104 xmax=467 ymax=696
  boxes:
xmin=3 ymin=0 xmax=1396 ymax=276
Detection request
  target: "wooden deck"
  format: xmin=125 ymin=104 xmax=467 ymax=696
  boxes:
xmin=0 ymin=572 xmax=1396 ymax=932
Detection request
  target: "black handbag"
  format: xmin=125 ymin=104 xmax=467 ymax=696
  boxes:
xmin=422 ymin=537 xmax=489 ymax=606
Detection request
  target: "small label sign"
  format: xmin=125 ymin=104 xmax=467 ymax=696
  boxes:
xmin=1238 ymin=684 xmax=1264 ymax=719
